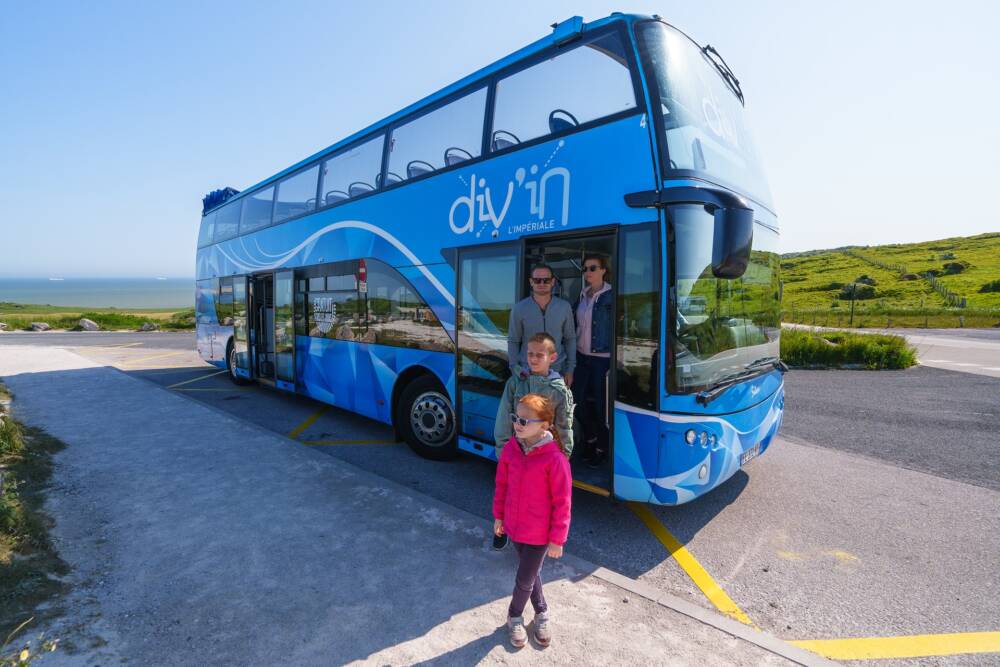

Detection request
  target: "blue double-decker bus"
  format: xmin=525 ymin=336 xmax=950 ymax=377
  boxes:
xmin=194 ymin=13 xmax=784 ymax=505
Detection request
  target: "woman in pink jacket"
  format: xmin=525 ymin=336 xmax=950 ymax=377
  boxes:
xmin=493 ymin=393 xmax=572 ymax=649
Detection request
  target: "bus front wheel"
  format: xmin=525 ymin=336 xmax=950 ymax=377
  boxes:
xmin=397 ymin=375 xmax=457 ymax=461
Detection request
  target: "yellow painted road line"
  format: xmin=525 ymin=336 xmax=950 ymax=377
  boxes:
xmin=119 ymin=350 xmax=188 ymax=366
xmin=572 ymin=480 xmax=611 ymax=497
xmin=287 ymin=407 xmax=326 ymax=440
xmin=167 ymin=369 xmax=227 ymax=389
xmin=628 ymin=502 xmax=755 ymax=627
xmin=103 ymin=341 xmax=144 ymax=349
xmin=789 ymin=631 xmax=1000 ymax=660
xmin=302 ymin=439 xmax=398 ymax=446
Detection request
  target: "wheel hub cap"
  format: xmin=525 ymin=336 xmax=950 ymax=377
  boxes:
xmin=410 ymin=392 xmax=454 ymax=446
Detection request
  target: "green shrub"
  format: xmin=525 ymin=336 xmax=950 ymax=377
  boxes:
xmin=162 ymin=308 xmax=196 ymax=330
xmin=839 ymin=283 xmax=876 ymax=300
xmin=0 ymin=417 xmax=23 ymax=457
xmin=780 ymin=328 xmax=916 ymax=369
xmin=979 ymin=279 xmax=1000 ymax=294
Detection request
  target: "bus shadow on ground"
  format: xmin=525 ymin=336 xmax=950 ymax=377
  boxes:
xmin=121 ymin=362 xmax=754 ymax=594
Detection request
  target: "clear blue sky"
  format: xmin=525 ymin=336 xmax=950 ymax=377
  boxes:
xmin=2 ymin=1 xmax=997 ymax=278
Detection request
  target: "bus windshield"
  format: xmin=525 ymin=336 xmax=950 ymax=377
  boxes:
xmin=638 ymin=21 xmax=773 ymax=208
xmin=670 ymin=204 xmax=781 ymax=393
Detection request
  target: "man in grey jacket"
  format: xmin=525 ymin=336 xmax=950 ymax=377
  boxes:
xmin=507 ymin=264 xmax=576 ymax=386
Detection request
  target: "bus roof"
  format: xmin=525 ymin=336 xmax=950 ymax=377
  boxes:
xmin=208 ymin=12 xmax=653 ymax=214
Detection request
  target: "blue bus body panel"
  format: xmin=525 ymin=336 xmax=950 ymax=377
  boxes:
xmin=295 ymin=336 xmax=455 ymax=425
xmin=614 ymin=381 xmax=784 ymax=505
xmin=196 ymin=114 xmax=657 ymax=337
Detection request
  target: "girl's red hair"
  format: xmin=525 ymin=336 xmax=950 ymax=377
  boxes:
xmin=517 ymin=393 xmax=561 ymax=449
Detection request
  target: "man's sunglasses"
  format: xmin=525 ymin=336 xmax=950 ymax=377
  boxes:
xmin=583 ymin=264 xmax=602 ymax=273
xmin=510 ymin=413 xmax=545 ymax=427
xmin=530 ymin=277 xmax=553 ymax=284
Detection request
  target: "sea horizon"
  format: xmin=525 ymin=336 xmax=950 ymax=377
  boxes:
xmin=0 ymin=277 xmax=195 ymax=309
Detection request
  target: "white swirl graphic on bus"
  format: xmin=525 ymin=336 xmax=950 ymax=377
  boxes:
xmin=449 ymin=141 xmax=570 ymax=238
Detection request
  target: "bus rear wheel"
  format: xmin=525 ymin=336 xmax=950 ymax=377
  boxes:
xmin=226 ymin=341 xmax=250 ymax=386
xmin=397 ymin=375 xmax=457 ymax=461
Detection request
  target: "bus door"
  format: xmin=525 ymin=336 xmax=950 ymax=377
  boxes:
xmin=524 ymin=230 xmax=617 ymax=494
xmin=248 ymin=273 xmax=275 ymax=385
xmin=456 ymin=243 xmax=521 ymax=446
xmin=232 ymin=276 xmax=252 ymax=379
xmin=273 ymin=270 xmax=296 ymax=392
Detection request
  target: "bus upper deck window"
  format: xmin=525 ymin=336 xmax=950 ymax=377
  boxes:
xmin=492 ymin=32 xmax=637 ymax=148
xmin=320 ymin=135 xmax=385 ymax=207
xmin=387 ymin=87 xmax=487 ymax=181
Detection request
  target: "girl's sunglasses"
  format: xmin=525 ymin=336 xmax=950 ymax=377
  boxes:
xmin=510 ymin=413 xmax=545 ymax=427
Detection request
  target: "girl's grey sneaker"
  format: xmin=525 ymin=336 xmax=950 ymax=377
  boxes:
xmin=507 ymin=615 xmax=527 ymax=648
xmin=533 ymin=611 xmax=551 ymax=646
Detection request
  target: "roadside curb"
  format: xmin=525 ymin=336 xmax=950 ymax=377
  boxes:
xmin=109 ymin=358 xmax=837 ymax=666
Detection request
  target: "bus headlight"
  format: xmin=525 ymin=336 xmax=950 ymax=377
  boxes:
xmin=685 ymin=429 xmax=696 ymax=445
xmin=709 ymin=434 xmax=717 ymax=448
xmin=699 ymin=432 xmax=708 ymax=447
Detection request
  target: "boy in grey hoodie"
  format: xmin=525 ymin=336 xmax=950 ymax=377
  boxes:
xmin=495 ymin=333 xmax=574 ymax=457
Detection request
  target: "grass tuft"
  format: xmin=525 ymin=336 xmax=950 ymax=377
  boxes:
xmin=0 ymin=385 xmax=68 ymax=648
xmin=780 ymin=328 xmax=917 ymax=369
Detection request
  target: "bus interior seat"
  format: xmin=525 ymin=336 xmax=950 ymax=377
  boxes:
xmin=444 ymin=147 xmax=474 ymax=167
xmin=376 ymin=172 xmax=403 ymax=187
xmin=406 ymin=160 xmax=435 ymax=179
xmin=548 ymin=109 xmax=580 ymax=134
xmin=325 ymin=190 xmax=349 ymax=205
xmin=348 ymin=181 xmax=375 ymax=197
xmin=491 ymin=130 xmax=520 ymax=151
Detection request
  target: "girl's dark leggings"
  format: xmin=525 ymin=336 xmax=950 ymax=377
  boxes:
xmin=509 ymin=541 xmax=548 ymax=617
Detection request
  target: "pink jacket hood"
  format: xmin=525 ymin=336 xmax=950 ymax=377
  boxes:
xmin=492 ymin=434 xmax=572 ymax=546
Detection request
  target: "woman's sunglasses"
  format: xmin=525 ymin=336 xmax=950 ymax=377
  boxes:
xmin=583 ymin=264 xmax=602 ymax=273
xmin=510 ymin=413 xmax=545 ymax=427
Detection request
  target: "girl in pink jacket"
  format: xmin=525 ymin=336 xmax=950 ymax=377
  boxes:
xmin=493 ymin=393 xmax=572 ymax=649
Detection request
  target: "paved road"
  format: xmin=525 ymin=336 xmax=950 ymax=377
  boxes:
xmin=3 ymin=333 xmax=998 ymax=664
xmin=782 ymin=366 xmax=999 ymax=491
xmin=0 ymin=330 xmax=193 ymax=349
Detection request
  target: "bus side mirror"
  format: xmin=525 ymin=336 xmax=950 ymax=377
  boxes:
xmin=712 ymin=206 xmax=754 ymax=279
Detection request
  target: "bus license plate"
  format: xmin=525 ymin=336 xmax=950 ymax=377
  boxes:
xmin=740 ymin=443 xmax=761 ymax=466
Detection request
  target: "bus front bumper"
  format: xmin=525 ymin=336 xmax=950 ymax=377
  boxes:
xmin=613 ymin=385 xmax=785 ymax=505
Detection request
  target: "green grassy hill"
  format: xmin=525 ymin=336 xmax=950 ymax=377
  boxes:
xmin=781 ymin=232 xmax=1000 ymax=327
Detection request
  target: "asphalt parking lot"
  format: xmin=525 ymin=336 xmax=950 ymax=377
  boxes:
xmin=2 ymin=331 xmax=998 ymax=665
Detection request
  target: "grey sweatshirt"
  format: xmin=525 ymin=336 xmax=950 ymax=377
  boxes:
xmin=494 ymin=370 xmax=575 ymax=456
xmin=507 ymin=296 xmax=577 ymax=376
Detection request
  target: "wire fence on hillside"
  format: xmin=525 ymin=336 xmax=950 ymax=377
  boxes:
xmin=843 ymin=249 xmax=968 ymax=308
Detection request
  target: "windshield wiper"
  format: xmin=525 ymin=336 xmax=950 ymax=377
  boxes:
xmin=695 ymin=357 xmax=787 ymax=406
xmin=702 ymin=44 xmax=744 ymax=105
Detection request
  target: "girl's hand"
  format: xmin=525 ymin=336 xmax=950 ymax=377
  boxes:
xmin=547 ymin=543 xmax=563 ymax=558
xmin=494 ymin=519 xmax=504 ymax=537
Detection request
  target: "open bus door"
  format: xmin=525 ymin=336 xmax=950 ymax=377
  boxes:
xmin=524 ymin=230 xmax=617 ymax=496
xmin=455 ymin=243 xmax=521 ymax=456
